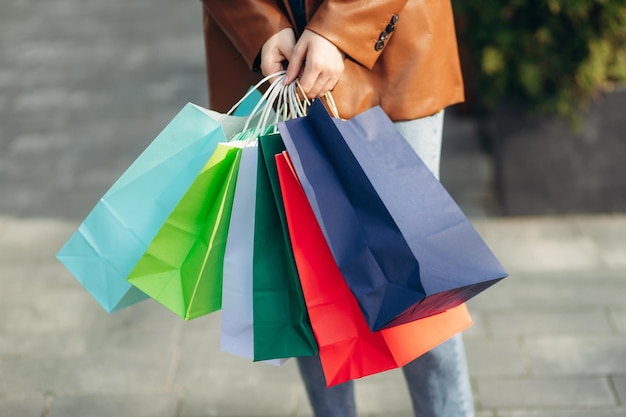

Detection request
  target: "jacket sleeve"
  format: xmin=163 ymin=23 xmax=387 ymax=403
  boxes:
xmin=306 ymin=0 xmax=409 ymax=70
xmin=201 ymin=0 xmax=293 ymax=69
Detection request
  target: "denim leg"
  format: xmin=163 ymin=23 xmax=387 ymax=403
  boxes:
xmin=296 ymin=111 xmax=473 ymax=417
xmin=395 ymin=105 xmax=474 ymax=417
xmin=296 ymin=355 xmax=357 ymax=417
xmin=394 ymin=110 xmax=444 ymax=180
xmin=402 ymin=334 xmax=474 ymax=417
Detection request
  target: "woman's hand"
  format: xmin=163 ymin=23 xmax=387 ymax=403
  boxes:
xmin=261 ymin=28 xmax=345 ymax=98
xmin=260 ymin=28 xmax=296 ymax=78
xmin=285 ymin=29 xmax=345 ymax=98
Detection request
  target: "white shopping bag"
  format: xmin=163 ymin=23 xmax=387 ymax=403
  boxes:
xmin=220 ymin=141 xmax=287 ymax=366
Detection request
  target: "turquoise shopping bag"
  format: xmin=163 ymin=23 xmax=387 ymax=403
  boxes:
xmin=56 ymin=103 xmax=230 ymax=312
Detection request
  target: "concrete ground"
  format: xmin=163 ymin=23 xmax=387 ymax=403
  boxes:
xmin=1 ymin=0 xmax=626 ymax=416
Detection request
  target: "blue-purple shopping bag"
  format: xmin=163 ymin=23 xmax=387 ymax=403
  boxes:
xmin=278 ymin=100 xmax=507 ymax=331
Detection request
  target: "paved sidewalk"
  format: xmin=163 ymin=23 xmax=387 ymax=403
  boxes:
xmin=2 ymin=0 xmax=626 ymax=416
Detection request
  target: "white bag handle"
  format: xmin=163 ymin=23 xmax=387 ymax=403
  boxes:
xmin=322 ymin=92 xmax=340 ymax=118
xmin=224 ymin=70 xmax=286 ymax=117
xmin=224 ymin=70 xmax=341 ymax=143
xmin=251 ymin=76 xmax=287 ymax=138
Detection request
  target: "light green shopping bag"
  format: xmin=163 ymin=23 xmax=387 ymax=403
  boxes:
xmin=127 ymin=142 xmax=243 ymax=320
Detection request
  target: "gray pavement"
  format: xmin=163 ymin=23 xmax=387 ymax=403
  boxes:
xmin=1 ymin=0 xmax=626 ymax=416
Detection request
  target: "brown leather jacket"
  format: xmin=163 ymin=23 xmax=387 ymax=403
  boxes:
xmin=201 ymin=0 xmax=464 ymax=121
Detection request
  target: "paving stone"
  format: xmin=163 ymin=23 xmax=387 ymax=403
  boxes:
xmin=293 ymin=384 xmax=316 ymax=417
xmin=575 ymin=216 xmax=626 ymax=268
xmin=610 ymin=375 xmax=626 ymax=405
xmin=6 ymin=132 xmax=73 ymax=169
xmin=0 ymin=396 xmax=46 ymax=417
xmin=472 ymin=217 xmax=603 ymax=273
xmin=0 ymin=330 xmax=86 ymax=357
xmin=497 ymin=408 xmax=626 ymax=417
xmin=466 ymin=270 xmax=626 ymax=313
xmin=0 ymin=352 xmax=171 ymax=395
xmin=0 ymin=183 xmax=67 ymax=219
xmin=0 ymin=217 xmax=75 ymax=260
xmin=81 ymin=303 xmax=180 ymax=356
xmin=174 ymin=344 xmax=301 ymax=392
xmin=181 ymin=386 xmax=300 ymax=417
xmin=0 ymin=289 xmax=94 ymax=333
xmin=609 ymin=308 xmax=626 ymax=333
xmin=0 ymin=262 xmax=77 ymax=300
xmin=486 ymin=309 xmax=613 ymax=337
xmin=13 ymin=88 xmax=91 ymax=113
xmin=47 ymin=393 xmax=179 ymax=417
xmin=475 ymin=377 xmax=615 ymax=408
xmin=355 ymin=369 xmax=413 ymax=415
xmin=463 ymin=311 xmax=489 ymax=339
xmin=464 ymin=338 xmax=528 ymax=377
xmin=174 ymin=313 xmax=301 ymax=391
xmin=527 ymin=336 xmax=626 ymax=375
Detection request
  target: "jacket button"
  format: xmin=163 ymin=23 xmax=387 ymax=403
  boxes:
xmin=375 ymin=40 xmax=385 ymax=51
xmin=390 ymin=14 xmax=399 ymax=24
xmin=379 ymin=31 xmax=389 ymax=41
xmin=386 ymin=23 xmax=395 ymax=33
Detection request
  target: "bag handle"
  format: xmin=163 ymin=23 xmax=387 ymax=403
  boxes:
xmin=229 ymin=71 xmax=342 ymax=143
xmin=322 ymin=92 xmax=340 ymax=118
xmin=224 ymin=69 xmax=340 ymax=121
xmin=236 ymin=73 xmax=287 ymax=142
xmin=285 ymin=80 xmax=340 ymax=119
xmin=257 ymin=76 xmax=310 ymax=134
xmin=287 ymin=79 xmax=340 ymax=119
xmin=224 ymin=70 xmax=286 ymax=117
xmin=252 ymin=75 xmax=287 ymax=137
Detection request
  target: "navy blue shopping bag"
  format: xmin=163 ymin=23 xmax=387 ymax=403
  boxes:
xmin=278 ymin=100 xmax=507 ymax=331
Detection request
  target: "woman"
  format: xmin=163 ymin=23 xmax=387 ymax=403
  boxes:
xmin=201 ymin=1 xmax=474 ymax=416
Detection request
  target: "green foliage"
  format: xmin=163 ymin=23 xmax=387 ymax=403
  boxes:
xmin=452 ymin=0 xmax=626 ymax=118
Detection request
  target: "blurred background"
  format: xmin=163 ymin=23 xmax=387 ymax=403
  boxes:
xmin=451 ymin=0 xmax=626 ymax=215
xmin=1 ymin=0 xmax=625 ymax=416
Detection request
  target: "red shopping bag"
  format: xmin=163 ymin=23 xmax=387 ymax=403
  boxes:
xmin=275 ymin=152 xmax=473 ymax=386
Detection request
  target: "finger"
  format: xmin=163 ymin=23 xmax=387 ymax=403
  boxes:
xmin=260 ymin=43 xmax=285 ymax=77
xmin=260 ymin=28 xmax=296 ymax=79
xmin=319 ymin=66 xmax=342 ymax=95
xmin=327 ymin=71 xmax=342 ymax=92
xmin=261 ymin=61 xmax=284 ymax=78
xmin=307 ymin=73 xmax=330 ymax=99
xmin=297 ymin=59 xmax=320 ymax=97
xmin=301 ymin=62 xmax=341 ymax=98
xmin=318 ymin=75 xmax=338 ymax=98
xmin=285 ymin=44 xmax=306 ymax=85
xmin=297 ymin=75 xmax=313 ymax=98
xmin=307 ymin=64 xmax=341 ymax=98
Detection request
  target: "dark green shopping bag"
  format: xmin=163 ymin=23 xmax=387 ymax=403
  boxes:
xmin=252 ymin=133 xmax=318 ymax=360
xmin=127 ymin=142 xmax=243 ymax=320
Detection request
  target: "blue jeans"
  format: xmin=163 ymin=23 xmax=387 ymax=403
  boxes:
xmin=297 ymin=334 xmax=474 ymax=417
xmin=296 ymin=111 xmax=475 ymax=417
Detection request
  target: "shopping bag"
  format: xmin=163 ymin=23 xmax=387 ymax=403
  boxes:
xmin=220 ymin=139 xmax=288 ymax=365
xmin=276 ymin=151 xmax=473 ymax=386
xmin=252 ymin=132 xmax=318 ymax=361
xmin=279 ymin=100 xmax=507 ymax=331
xmin=221 ymin=76 xmax=312 ymax=362
xmin=56 ymin=103 xmax=231 ymax=312
xmin=220 ymin=141 xmax=258 ymax=358
xmin=126 ymin=142 xmax=243 ymax=320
